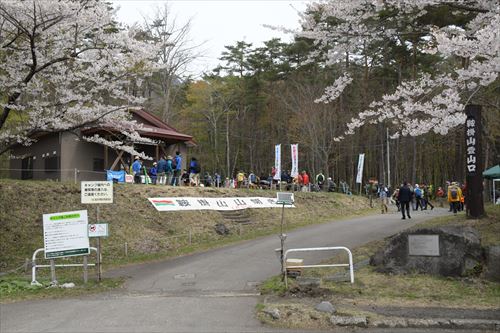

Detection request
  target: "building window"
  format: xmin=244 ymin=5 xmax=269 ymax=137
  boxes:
xmin=93 ymin=158 xmax=104 ymax=171
xmin=45 ymin=156 xmax=58 ymax=172
xmin=21 ymin=156 xmax=34 ymax=180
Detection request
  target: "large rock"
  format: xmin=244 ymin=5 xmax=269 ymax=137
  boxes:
xmin=370 ymin=226 xmax=483 ymax=277
xmin=214 ymin=223 xmax=230 ymax=235
xmin=484 ymin=245 xmax=500 ymax=282
xmin=315 ymin=301 xmax=336 ymax=314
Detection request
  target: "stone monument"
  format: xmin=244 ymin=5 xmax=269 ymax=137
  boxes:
xmin=370 ymin=226 xmax=483 ymax=277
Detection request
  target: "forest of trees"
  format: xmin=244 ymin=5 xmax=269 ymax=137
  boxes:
xmin=1 ymin=1 xmax=498 ymax=190
xmin=135 ymin=2 xmax=499 ymax=190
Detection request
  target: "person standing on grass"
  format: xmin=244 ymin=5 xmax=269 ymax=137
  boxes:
xmin=171 ymin=151 xmax=182 ymax=186
xmin=189 ymin=157 xmax=200 ymax=186
xmin=398 ymin=181 xmax=412 ymax=220
xmin=149 ymin=162 xmax=158 ymax=185
xmin=157 ymin=156 xmax=167 ymax=185
xmin=165 ymin=155 xmax=174 ymax=185
xmin=132 ymin=156 xmax=142 ymax=184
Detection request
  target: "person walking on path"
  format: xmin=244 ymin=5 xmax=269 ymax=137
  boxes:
xmin=422 ymin=184 xmax=434 ymax=210
xmin=391 ymin=188 xmax=400 ymax=212
xmin=398 ymin=181 xmax=412 ymax=219
xmin=379 ymin=184 xmax=389 ymax=214
xmin=414 ymin=184 xmax=425 ymax=211
xmin=448 ymin=182 xmax=462 ymax=214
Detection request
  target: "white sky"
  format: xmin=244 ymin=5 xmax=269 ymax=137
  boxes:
xmin=112 ymin=0 xmax=310 ymax=76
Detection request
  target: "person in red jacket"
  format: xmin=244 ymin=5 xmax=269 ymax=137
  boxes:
xmin=302 ymin=170 xmax=310 ymax=192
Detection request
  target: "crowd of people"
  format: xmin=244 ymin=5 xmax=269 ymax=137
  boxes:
xmin=367 ymin=180 xmax=466 ymax=218
xmin=129 ymin=156 xmax=468 ymax=217
xmin=130 ymin=151 xmax=202 ymax=187
xmin=128 ymin=158 xmax=353 ymax=194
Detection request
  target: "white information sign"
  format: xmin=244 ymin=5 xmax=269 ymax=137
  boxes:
xmin=277 ymin=192 xmax=294 ymax=205
xmin=81 ymin=181 xmax=113 ymax=204
xmin=43 ymin=210 xmax=90 ymax=259
xmin=88 ymin=223 xmax=109 ymax=238
xmin=148 ymin=197 xmax=295 ymax=212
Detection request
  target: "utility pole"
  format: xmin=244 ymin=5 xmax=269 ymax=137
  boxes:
xmin=387 ymin=128 xmax=391 ymax=188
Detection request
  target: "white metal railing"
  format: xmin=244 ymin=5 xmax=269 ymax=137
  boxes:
xmin=31 ymin=247 xmax=98 ymax=285
xmin=283 ymin=246 xmax=354 ymax=288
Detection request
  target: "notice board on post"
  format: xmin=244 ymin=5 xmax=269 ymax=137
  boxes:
xmin=81 ymin=181 xmax=113 ymax=204
xmin=43 ymin=210 xmax=90 ymax=259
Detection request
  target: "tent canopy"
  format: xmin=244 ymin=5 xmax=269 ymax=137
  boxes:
xmin=483 ymin=165 xmax=500 ymax=179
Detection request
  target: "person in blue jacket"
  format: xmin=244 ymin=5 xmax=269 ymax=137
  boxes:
xmin=149 ymin=162 xmax=158 ymax=185
xmin=171 ymin=151 xmax=182 ymax=186
xmin=132 ymin=156 xmax=142 ymax=184
xmin=157 ymin=156 xmax=167 ymax=185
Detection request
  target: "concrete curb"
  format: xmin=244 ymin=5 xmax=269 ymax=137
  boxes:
xmin=331 ymin=315 xmax=500 ymax=330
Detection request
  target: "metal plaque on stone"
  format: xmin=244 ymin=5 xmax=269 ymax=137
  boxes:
xmin=408 ymin=235 xmax=440 ymax=256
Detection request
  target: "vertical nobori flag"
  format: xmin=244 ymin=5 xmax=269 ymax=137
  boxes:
xmin=356 ymin=153 xmax=365 ymax=184
xmin=274 ymin=144 xmax=281 ymax=180
xmin=291 ymin=144 xmax=299 ymax=177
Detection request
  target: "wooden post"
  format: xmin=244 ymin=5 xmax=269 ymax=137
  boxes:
xmin=83 ymin=256 xmax=88 ymax=284
xmin=125 ymin=242 xmax=128 ymax=257
xmin=97 ymin=237 xmax=101 ymax=282
xmin=50 ymin=259 xmax=57 ymax=284
xmin=104 ymin=145 xmax=109 ymax=170
xmin=465 ymin=105 xmax=485 ymax=218
xmin=155 ymin=145 xmax=159 ymax=162
xmin=96 ymin=206 xmax=101 ymax=281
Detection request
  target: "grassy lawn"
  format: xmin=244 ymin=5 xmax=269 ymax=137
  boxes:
xmin=0 ymin=179 xmax=375 ymax=302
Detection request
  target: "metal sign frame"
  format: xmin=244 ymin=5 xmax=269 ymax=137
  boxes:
xmin=276 ymin=192 xmax=294 ymax=205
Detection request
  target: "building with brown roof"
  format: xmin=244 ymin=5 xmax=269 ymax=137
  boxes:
xmin=9 ymin=110 xmax=194 ymax=181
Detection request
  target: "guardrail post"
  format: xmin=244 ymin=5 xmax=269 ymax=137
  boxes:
xmin=283 ymin=246 xmax=355 ymax=289
xmin=24 ymin=258 xmax=30 ymax=274
xmin=124 ymin=242 xmax=128 ymax=257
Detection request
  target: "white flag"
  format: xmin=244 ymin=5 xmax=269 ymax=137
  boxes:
xmin=274 ymin=144 xmax=281 ymax=180
xmin=291 ymin=144 xmax=299 ymax=177
xmin=356 ymin=153 xmax=365 ymax=184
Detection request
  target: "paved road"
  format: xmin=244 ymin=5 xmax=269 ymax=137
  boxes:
xmin=1 ymin=209 xmax=448 ymax=333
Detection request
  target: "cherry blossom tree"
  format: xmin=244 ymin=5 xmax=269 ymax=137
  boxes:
xmin=0 ymin=0 xmax=158 ymax=156
xmin=298 ymin=0 xmax=499 ymax=139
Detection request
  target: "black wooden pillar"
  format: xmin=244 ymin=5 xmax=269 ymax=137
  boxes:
xmin=465 ymin=105 xmax=485 ymax=218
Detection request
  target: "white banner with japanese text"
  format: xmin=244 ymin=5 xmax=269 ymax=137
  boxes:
xmin=274 ymin=144 xmax=281 ymax=180
xmin=291 ymin=144 xmax=299 ymax=178
xmin=356 ymin=153 xmax=365 ymax=184
xmin=148 ymin=197 xmax=295 ymax=211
